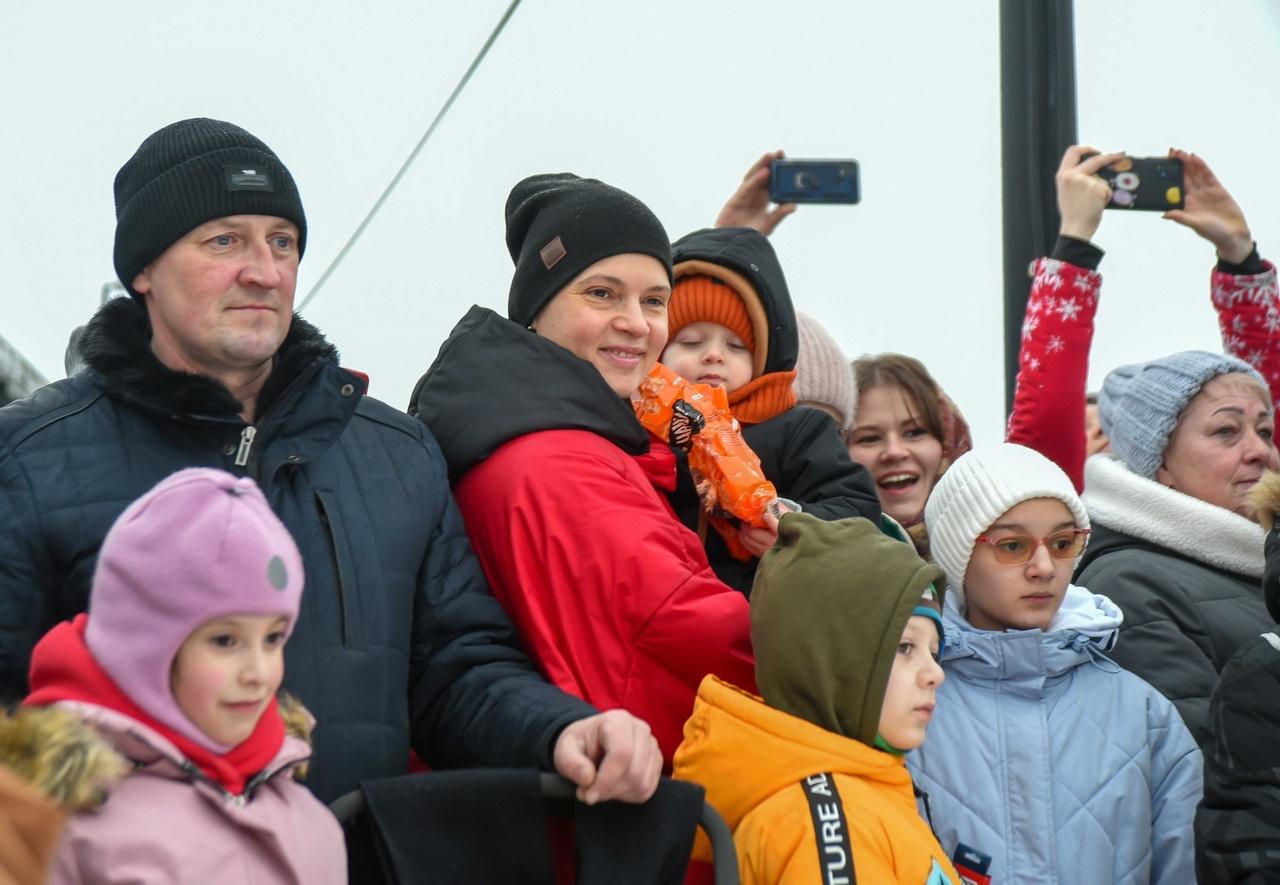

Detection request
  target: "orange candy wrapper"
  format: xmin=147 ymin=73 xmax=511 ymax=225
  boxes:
xmin=634 ymin=363 xmax=778 ymax=559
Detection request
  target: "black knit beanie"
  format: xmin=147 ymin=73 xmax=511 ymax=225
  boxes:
xmin=504 ymin=173 xmax=672 ymax=327
xmin=113 ymin=118 xmax=307 ymax=298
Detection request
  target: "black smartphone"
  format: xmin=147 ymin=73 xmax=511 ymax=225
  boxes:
xmin=1098 ymin=156 xmax=1184 ymax=211
xmin=769 ymin=158 xmax=861 ymax=204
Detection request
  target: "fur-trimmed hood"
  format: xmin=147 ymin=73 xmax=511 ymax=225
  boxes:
xmin=79 ymin=296 xmax=340 ymax=419
xmin=0 ymin=695 xmax=316 ymax=812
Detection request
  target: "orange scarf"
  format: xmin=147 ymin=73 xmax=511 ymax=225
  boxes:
xmin=729 ymin=370 xmax=798 ymax=426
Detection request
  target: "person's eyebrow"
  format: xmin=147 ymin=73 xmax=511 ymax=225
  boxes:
xmin=1211 ymin=406 xmax=1245 ymax=417
xmin=986 ymin=522 xmax=1025 ymax=532
xmin=574 ymin=274 xmax=670 ymax=294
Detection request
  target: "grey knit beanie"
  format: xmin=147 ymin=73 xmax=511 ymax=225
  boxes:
xmin=793 ymin=312 xmax=857 ymax=431
xmin=1099 ymin=350 xmax=1268 ymax=479
xmin=924 ymin=443 xmax=1089 ymax=611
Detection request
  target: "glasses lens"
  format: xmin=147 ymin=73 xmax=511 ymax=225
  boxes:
xmin=1046 ymin=529 xmax=1087 ymax=559
xmin=989 ymin=535 xmax=1035 ymax=565
xmin=985 ymin=530 xmax=1086 ymax=564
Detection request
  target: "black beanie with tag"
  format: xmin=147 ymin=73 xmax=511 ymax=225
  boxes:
xmin=113 ymin=118 xmax=307 ymax=298
xmin=504 ymin=173 xmax=672 ymax=327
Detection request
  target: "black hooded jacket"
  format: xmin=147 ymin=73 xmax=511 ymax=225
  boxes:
xmin=667 ymin=228 xmax=880 ymax=593
xmin=0 ymin=297 xmax=593 ymax=801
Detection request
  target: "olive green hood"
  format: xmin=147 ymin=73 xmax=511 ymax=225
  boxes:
xmin=751 ymin=514 xmax=945 ymax=746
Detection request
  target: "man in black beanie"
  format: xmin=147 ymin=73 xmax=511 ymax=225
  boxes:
xmin=0 ymin=118 xmax=661 ymax=806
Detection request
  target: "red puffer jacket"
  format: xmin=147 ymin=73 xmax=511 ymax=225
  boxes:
xmin=454 ymin=427 xmax=756 ymax=762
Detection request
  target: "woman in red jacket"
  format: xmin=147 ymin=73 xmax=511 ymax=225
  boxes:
xmin=411 ymin=174 xmax=756 ymax=763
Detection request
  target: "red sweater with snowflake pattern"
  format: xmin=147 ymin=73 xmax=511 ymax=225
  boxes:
xmin=1005 ymin=251 xmax=1280 ymax=492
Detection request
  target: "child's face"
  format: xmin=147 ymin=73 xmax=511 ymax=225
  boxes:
xmin=962 ymin=498 xmax=1077 ymax=632
xmin=878 ymin=615 xmax=944 ymax=751
xmin=171 ymin=614 xmax=288 ymax=746
xmin=660 ymin=321 xmax=754 ymax=392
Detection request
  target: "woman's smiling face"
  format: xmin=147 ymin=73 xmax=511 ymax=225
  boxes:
xmin=847 ymin=384 xmax=944 ymax=523
xmin=531 ymin=253 xmax=672 ymax=398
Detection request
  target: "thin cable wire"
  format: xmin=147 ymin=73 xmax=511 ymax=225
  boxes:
xmin=298 ymin=0 xmax=524 ymax=312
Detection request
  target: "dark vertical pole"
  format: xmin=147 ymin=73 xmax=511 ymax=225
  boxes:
xmin=1000 ymin=0 xmax=1078 ymax=415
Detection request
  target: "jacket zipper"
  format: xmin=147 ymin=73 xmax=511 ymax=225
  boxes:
xmin=179 ymin=753 xmax=311 ymax=805
xmin=914 ymin=782 xmax=941 ymax=839
xmin=315 ymin=492 xmax=351 ymax=646
xmin=233 ymin=425 xmax=257 ymax=472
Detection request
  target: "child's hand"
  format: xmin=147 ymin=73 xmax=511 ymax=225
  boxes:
xmin=738 ymin=510 xmax=782 ymax=558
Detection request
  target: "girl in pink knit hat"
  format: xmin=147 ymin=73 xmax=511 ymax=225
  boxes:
xmin=14 ymin=468 xmax=346 ymax=884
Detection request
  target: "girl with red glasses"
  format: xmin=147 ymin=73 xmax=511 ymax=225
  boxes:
xmin=907 ymin=443 xmax=1200 ymax=884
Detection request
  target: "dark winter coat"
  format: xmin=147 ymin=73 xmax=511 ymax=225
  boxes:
xmin=1075 ymin=524 xmax=1266 ymax=749
xmin=1196 ymin=631 xmax=1280 ymax=883
xmin=0 ymin=297 xmax=593 ymax=801
xmin=666 ymin=227 xmax=879 ymax=592
xmin=1076 ymin=457 xmax=1274 ymax=754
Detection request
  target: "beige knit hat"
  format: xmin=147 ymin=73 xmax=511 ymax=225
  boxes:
xmin=793 ymin=312 xmax=856 ymax=431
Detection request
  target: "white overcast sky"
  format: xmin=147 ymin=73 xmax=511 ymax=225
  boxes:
xmin=4 ymin=1 xmax=1279 ymax=443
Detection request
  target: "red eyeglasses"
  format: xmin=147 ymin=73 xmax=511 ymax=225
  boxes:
xmin=974 ymin=528 xmax=1091 ymax=565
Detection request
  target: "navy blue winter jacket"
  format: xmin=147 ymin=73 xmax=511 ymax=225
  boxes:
xmin=0 ymin=298 xmax=593 ymax=800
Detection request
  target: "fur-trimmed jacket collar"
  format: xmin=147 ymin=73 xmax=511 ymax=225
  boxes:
xmin=0 ymin=696 xmax=316 ymax=812
xmin=1083 ymin=453 xmax=1265 ymax=579
xmin=79 ymin=297 xmax=339 ymax=420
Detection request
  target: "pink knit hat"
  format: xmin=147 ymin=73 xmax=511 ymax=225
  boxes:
xmin=86 ymin=468 xmax=304 ymax=751
xmin=794 ymin=311 xmax=857 ymax=432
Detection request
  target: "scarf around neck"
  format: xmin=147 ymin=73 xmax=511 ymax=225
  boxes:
xmin=728 ymin=370 xmax=798 ymax=425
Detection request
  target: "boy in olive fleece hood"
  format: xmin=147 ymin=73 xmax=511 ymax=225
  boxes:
xmin=674 ymin=513 xmax=959 ymax=884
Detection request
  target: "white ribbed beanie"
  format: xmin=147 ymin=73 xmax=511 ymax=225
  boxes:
xmin=924 ymin=443 xmax=1089 ymax=609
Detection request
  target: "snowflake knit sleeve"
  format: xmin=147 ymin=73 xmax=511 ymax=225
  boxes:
xmin=1005 ymin=258 xmax=1101 ymax=491
xmin=1212 ymin=261 xmax=1280 ymax=405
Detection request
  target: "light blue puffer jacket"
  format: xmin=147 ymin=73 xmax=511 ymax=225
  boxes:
xmin=908 ymin=586 xmax=1202 ymax=884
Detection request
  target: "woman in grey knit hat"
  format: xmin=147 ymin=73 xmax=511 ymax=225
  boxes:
xmin=1077 ymin=349 xmax=1279 ymax=748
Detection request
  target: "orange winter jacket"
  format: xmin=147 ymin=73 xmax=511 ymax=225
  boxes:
xmin=675 ymin=677 xmax=958 ymax=885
